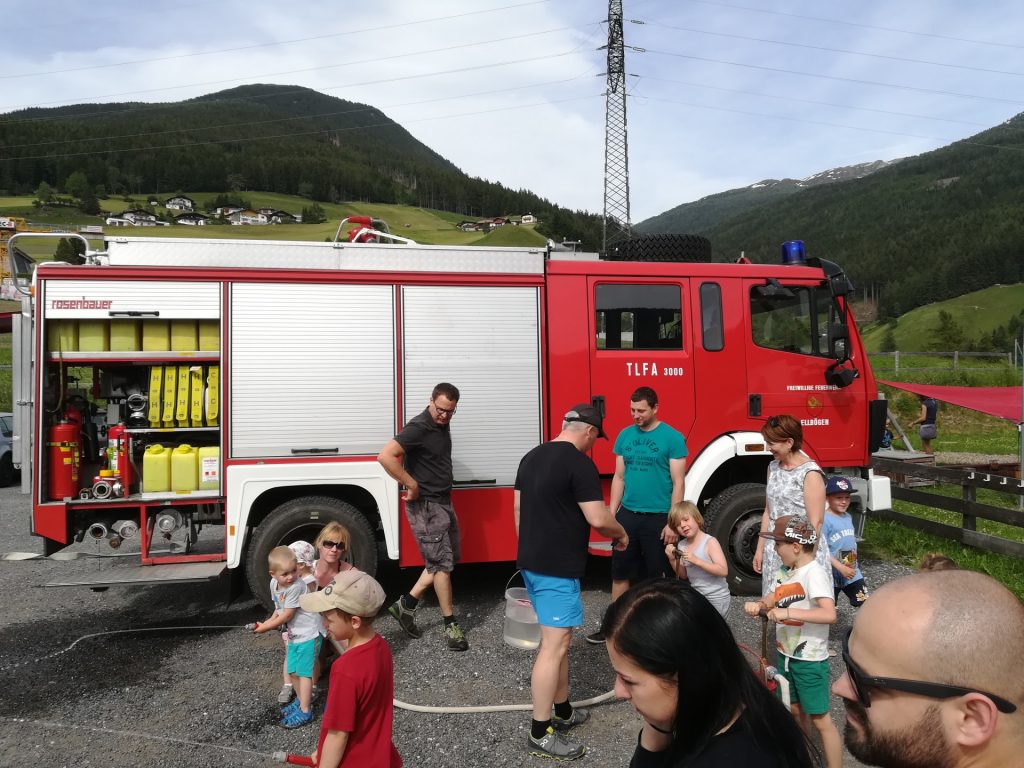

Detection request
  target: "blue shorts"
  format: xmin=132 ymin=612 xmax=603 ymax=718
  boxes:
xmin=286 ymin=636 xmax=322 ymax=678
xmin=522 ymin=570 xmax=584 ymax=628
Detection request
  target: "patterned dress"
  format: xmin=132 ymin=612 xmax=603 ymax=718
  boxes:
xmin=761 ymin=456 xmax=834 ymax=597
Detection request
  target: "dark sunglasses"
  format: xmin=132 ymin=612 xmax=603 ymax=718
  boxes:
xmin=841 ymin=628 xmax=1017 ymax=714
xmin=320 ymin=540 xmax=346 ymax=551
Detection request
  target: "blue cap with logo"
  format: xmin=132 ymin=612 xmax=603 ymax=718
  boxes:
xmin=825 ymin=475 xmax=853 ymax=496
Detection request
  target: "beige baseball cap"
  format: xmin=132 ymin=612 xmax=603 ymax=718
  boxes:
xmin=300 ymin=569 xmax=386 ymax=618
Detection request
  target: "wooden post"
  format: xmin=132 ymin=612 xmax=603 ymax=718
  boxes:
xmin=953 ymin=350 xmax=959 ymax=370
xmin=962 ymin=483 xmax=977 ymax=532
xmin=894 ymin=350 xmax=899 ymax=373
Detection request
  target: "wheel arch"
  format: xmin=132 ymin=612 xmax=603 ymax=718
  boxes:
xmin=685 ymin=432 xmax=771 ymax=506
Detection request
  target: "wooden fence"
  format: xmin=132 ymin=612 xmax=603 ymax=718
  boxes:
xmin=871 ymin=456 xmax=1024 ymax=558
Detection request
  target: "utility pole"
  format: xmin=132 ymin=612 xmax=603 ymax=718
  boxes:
xmin=602 ymin=0 xmax=630 ymax=253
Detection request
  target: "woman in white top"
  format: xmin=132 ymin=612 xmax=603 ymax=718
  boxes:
xmin=752 ymin=414 xmax=832 ymax=597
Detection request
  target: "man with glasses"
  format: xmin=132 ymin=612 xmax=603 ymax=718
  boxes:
xmin=834 ymin=569 xmax=1023 ymax=768
xmin=378 ymin=382 xmax=469 ymax=651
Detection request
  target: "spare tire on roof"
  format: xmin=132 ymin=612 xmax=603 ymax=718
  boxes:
xmin=606 ymin=233 xmax=713 ymax=262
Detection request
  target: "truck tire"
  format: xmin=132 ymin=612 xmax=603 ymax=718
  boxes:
xmin=606 ymin=234 xmax=713 ymax=263
xmin=703 ymin=482 xmax=766 ymax=596
xmin=245 ymin=496 xmax=378 ymax=611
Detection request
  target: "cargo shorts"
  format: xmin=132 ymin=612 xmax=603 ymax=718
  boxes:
xmin=405 ymin=498 xmax=461 ymax=573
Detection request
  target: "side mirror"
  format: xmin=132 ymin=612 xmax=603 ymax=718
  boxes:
xmin=829 ymin=322 xmax=850 ymax=361
xmin=825 ymin=361 xmax=859 ymax=388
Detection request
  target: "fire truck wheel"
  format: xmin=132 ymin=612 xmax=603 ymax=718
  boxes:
xmin=605 ymin=234 xmax=713 ymax=262
xmin=245 ymin=496 xmax=378 ymax=611
xmin=702 ymin=482 xmax=766 ymax=596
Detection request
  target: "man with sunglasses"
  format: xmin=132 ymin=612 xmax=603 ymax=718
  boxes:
xmin=378 ymin=382 xmax=469 ymax=652
xmin=834 ymin=569 xmax=1023 ymax=768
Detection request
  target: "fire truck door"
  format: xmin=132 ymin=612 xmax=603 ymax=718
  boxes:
xmin=588 ymin=278 xmax=696 ymax=474
xmin=743 ymin=277 xmax=857 ymax=462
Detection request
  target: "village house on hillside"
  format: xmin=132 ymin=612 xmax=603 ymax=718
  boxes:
xmin=119 ymin=208 xmax=157 ymax=224
xmin=228 ymin=209 xmax=267 ymax=225
xmin=214 ymin=206 xmax=244 ymax=218
xmin=175 ymin=212 xmax=209 ymax=226
xmin=458 ymin=214 xmax=537 ymax=232
xmin=164 ymin=195 xmax=194 ymax=212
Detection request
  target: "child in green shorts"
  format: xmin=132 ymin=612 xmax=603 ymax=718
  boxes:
xmin=744 ymin=514 xmax=842 ymax=768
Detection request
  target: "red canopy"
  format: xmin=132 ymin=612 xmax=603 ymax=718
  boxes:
xmin=879 ymin=381 xmax=1023 ymax=423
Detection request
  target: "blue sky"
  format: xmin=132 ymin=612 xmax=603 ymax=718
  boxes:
xmin=2 ymin=0 xmax=1022 ymax=221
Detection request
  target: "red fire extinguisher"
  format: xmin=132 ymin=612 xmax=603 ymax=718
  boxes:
xmin=47 ymin=419 xmax=80 ymax=500
xmin=107 ymin=423 xmax=132 ymax=493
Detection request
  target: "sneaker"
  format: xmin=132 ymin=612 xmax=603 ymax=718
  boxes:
xmin=388 ymin=599 xmax=422 ymax=639
xmin=282 ymin=698 xmax=302 ymax=716
xmin=277 ymin=683 xmax=294 ymax=705
xmin=280 ymin=707 xmax=314 ymax=729
xmin=828 ymin=648 xmax=838 ymax=658
xmin=443 ymin=621 xmax=469 ymax=652
xmin=311 ymin=684 xmax=319 ymax=700
xmin=551 ymin=707 xmax=590 ymax=731
xmin=584 ymin=631 xmax=605 ymax=645
xmin=528 ymin=726 xmax=586 ymax=760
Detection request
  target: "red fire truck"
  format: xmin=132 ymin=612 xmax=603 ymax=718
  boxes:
xmin=9 ymin=231 xmax=890 ymax=604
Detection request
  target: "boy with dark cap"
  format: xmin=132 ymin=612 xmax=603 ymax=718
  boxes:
xmin=300 ymin=570 xmax=401 ymax=768
xmin=744 ymin=514 xmax=842 ymax=768
xmin=823 ymin=475 xmax=869 ymax=609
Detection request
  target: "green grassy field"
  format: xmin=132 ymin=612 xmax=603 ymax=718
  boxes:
xmin=861 ymin=283 xmax=1024 ymax=352
xmin=0 ymin=194 xmax=545 ymax=248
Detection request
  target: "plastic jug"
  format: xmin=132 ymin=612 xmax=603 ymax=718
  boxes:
xmin=171 ymin=320 xmax=198 ymax=351
xmin=78 ymin=320 xmax=109 ymax=351
xmin=171 ymin=444 xmax=199 ymax=492
xmin=198 ymin=320 xmax=219 ymax=351
xmin=143 ymin=320 xmax=170 ymax=351
xmin=47 ymin=320 xmax=79 ymax=353
xmin=110 ymin=320 xmax=141 ymax=352
xmin=143 ymin=444 xmax=171 ymax=493
xmin=198 ymin=446 xmax=219 ymax=490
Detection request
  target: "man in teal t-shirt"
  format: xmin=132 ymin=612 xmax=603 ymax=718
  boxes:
xmin=586 ymin=386 xmax=688 ymax=645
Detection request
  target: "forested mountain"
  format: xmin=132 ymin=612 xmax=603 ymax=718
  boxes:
xmin=0 ymin=84 xmax=603 ymax=247
xmin=665 ymin=118 xmax=1024 ymax=318
xmin=636 ymin=160 xmax=894 ymax=235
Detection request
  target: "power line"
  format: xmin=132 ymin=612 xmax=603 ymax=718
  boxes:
xmin=0 ymin=30 xmax=585 ymax=114
xmin=642 ymin=19 xmax=1024 ymax=78
xmin=0 ymin=71 xmax=598 ymax=150
xmin=643 ymin=48 xmax=1024 ymax=106
xmin=635 ymin=93 xmax=1024 ymax=154
xmin=636 ymin=75 xmax=989 ymax=127
xmin=0 ymin=0 xmax=555 ymax=81
xmin=677 ymin=0 xmax=1024 ymax=51
xmin=0 ymin=93 xmax=601 ymax=163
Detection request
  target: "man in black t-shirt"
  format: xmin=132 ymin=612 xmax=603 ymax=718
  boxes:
xmin=378 ymin=382 xmax=469 ymax=652
xmin=515 ymin=404 xmax=628 ymax=760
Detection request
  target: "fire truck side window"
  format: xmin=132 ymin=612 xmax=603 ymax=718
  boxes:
xmin=699 ymin=282 xmax=724 ymax=351
xmin=596 ymin=284 xmax=682 ymax=350
xmin=750 ymin=285 xmax=831 ymax=356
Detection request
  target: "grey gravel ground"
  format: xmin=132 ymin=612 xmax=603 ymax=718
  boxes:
xmin=0 ymin=484 xmax=907 ymax=767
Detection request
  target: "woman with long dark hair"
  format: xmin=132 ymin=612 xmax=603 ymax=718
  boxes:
xmin=601 ymin=579 xmax=821 ymax=767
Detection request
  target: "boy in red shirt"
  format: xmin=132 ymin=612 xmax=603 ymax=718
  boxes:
xmin=300 ymin=570 xmax=401 ymax=768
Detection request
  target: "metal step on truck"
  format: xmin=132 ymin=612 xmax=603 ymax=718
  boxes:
xmin=9 ymin=227 xmax=891 ymax=606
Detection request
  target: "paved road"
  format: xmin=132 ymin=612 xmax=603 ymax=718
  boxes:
xmin=0 ymin=485 xmax=884 ymax=767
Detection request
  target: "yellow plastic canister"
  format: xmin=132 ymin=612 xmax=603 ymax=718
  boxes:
xmin=143 ymin=320 xmax=171 ymax=351
xmin=171 ymin=444 xmax=198 ymax=493
xmin=47 ymin=320 xmax=79 ymax=353
xmin=171 ymin=320 xmax=198 ymax=351
xmin=198 ymin=446 xmax=219 ymax=491
xmin=110 ymin=320 xmax=141 ymax=352
xmin=142 ymin=444 xmax=171 ymax=493
xmin=78 ymin=320 xmax=110 ymax=352
xmin=198 ymin=320 xmax=219 ymax=351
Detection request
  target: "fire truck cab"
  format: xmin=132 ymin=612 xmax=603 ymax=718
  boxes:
xmin=11 ymin=233 xmax=890 ymax=604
